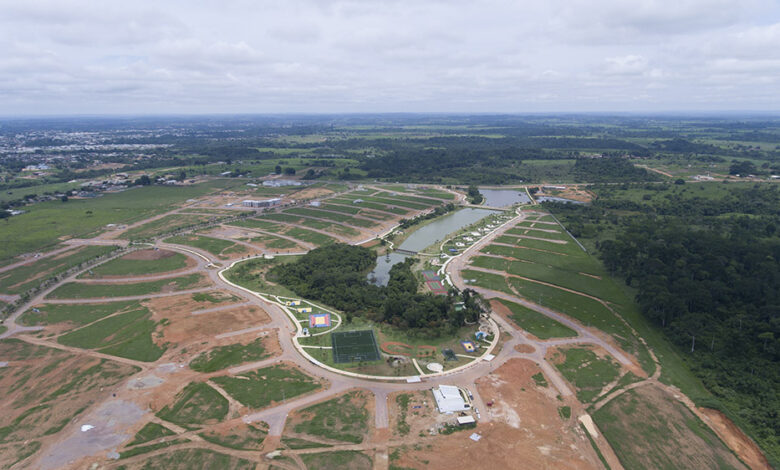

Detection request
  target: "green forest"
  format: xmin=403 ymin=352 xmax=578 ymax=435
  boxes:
xmin=268 ymin=244 xmax=485 ymax=337
xmin=549 ymin=182 xmax=780 ymax=464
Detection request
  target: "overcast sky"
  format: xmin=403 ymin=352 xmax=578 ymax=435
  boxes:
xmin=1 ymin=0 xmax=779 ymax=115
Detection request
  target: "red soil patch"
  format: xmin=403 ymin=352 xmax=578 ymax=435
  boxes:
xmin=514 ymin=344 xmax=536 ymax=354
xmin=699 ymin=408 xmax=773 ymax=470
xmin=394 ymin=358 xmax=601 ymax=470
xmin=381 ymin=341 xmax=413 ymax=356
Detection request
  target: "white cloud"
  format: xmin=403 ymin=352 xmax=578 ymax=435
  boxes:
xmin=0 ymin=0 xmax=778 ymax=114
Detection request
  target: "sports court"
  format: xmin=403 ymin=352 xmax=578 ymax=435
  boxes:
xmin=309 ymin=312 xmax=332 ymax=328
xmin=331 ymin=329 xmax=381 ymax=363
xmin=422 ymin=270 xmax=448 ymax=295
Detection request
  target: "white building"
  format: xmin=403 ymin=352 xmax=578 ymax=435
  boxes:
xmin=432 ymin=385 xmax=470 ymax=414
xmin=242 ymin=198 xmax=281 ymax=208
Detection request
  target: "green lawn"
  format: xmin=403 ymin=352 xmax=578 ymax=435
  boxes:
xmin=494 ymin=299 xmax=577 ymax=339
xmin=198 ymin=423 xmax=267 ymax=451
xmin=126 ymin=422 xmax=176 ymax=446
xmin=18 ymin=300 xmax=142 ymax=328
xmin=121 ymin=447 xmax=255 ymax=470
xmin=189 ymin=338 xmax=271 ymax=373
xmin=0 ymin=245 xmax=118 ymax=295
xmin=0 ymin=179 xmax=237 ymax=261
xmin=460 ymin=269 xmax=513 ymax=295
xmin=245 ymin=234 xmax=299 ymax=250
xmin=156 ymin=382 xmax=229 ymax=427
xmin=210 ymin=365 xmax=321 ymax=409
xmin=223 ymin=257 xmax=301 ymax=297
xmin=284 ymin=227 xmax=337 ymax=246
xmin=120 ymin=214 xmax=213 ymax=240
xmin=553 ymin=347 xmax=621 ymax=403
xmin=227 ymin=218 xmax=284 ymax=232
xmin=46 ymin=273 xmax=206 ymax=299
xmin=57 ymin=306 xmax=166 ymax=362
xmin=285 ymin=208 xmax=378 ymax=228
xmin=300 ymin=451 xmax=372 ymax=470
xmin=81 ymin=251 xmax=189 ymax=278
xmin=593 ymin=386 xmax=746 ymax=470
xmin=291 ymin=390 xmax=370 ymax=444
xmin=329 ymin=199 xmax=410 ymax=215
xmin=164 ymin=235 xmax=247 ymax=259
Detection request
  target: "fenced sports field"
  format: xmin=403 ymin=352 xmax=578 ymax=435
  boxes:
xmin=331 ymin=330 xmax=381 ymax=363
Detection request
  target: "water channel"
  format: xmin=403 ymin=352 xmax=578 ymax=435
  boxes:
xmin=369 ymin=208 xmax=498 ymax=286
xmin=480 ymin=188 xmax=531 ymax=207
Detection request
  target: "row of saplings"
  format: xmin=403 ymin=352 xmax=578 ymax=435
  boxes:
xmin=268 ymin=244 xmax=487 ymax=338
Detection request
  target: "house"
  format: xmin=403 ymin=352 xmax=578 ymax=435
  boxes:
xmin=432 ymin=385 xmax=470 ymax=414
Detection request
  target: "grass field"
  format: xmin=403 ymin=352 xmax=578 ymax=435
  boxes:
xmin=81 ymin=251 xmax=189 ymax=278
xmin=0 ymin=179 xmax=238 ymax=261
xmin=460 ymin=269 xmax=513 ymax=295
xmin=118 ymin=447 xmax=255 ymax=469
xmin=244 ymin=234 xmax=299 ymax=250
xmin=57 ymin=305 xmax=166 ymax=362
xmin=227 ymin=218 xmax=284 ymax=231
xmin=19 ymin=300 xmax=142 ymax=328
xmin=164 ymin=235 xmax=247 ymax=259
xmin=285 ymin=208 xmax=378 ymax=228
xmin=284 ymin=227 xmax=337 ymax=246
xmin=156 ymin=382 xmax=229 ymax=428
xmin=120 ymin=214 xmax=213 ymax=240
xmin=329 ymin=199 xmax=410 ymax=215
xmin=593 ymin=385 xmax=746 ymax=470
xmin=553 ymin=347 xmax=622 ymax=403
xmin=189 ymin=338 xmax=271 ymax=373
xmin=126 ymin=422 xmax=176 ymax=446
xmin=224 ymin=257 xmax=301 ymax=297
xmin=291 ymin=390 xmax=370 ymax=444
xmin=300 ymin=451 xmax=372 ymax=470
xmin=210 ymin=365 xmax=321 ymax=409
xmin=46 ymin=273 xmax=206 ymax=299
xmin=198 ymin=423 xmax=267 ymax=451
xmin=0 ymin=245 xmax=118 ymax=295
xmin=507 ymin=277 xmax=643 ymax=356
xmin=493 ymin=299 xmax=577 ymax=339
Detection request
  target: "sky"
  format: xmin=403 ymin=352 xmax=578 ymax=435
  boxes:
xmin=1 ymin=0 xmax=780 ymax=115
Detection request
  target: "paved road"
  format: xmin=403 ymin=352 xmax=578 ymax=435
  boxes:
xmin=6 ymin=189 xmax=640 ymax=469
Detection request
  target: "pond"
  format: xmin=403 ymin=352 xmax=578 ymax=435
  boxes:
xmin=480 ymin=189 xmax=531 ymax=207
xmin=368 ymin=208 xmax=499 ymax=286
xmin=535 ymin=196 xmax=585 ymax=204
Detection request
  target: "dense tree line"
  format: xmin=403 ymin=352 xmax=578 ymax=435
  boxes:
xmin=572 ymin=157 xmax=660 ymax=183
xmin=550 ymin=184 xmax=780 ymax=464
xmin=268 ymin=244 xmax=485 ymax=337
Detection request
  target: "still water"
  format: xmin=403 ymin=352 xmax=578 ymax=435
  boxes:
xmin=480 ymin=189 xmax=531 ymax=207
xmin=368 ymin=208 xmax=498 ymax=285
xmin=535 ymin=196 xmax=584 ymax=204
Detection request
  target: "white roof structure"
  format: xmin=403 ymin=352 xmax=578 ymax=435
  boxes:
xmin=457 ymin=416 xmax=476 ymax=425
xmin=432 ymin=385 xmax=470 ymax=413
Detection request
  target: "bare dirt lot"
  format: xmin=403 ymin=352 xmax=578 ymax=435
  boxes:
xmin=392 ymin=358 xmax=602 ymax=470
xmin=699 ymin=408 xmax=772 ymax=470
xmin=0 ymin=339 xmax=139 ymax=468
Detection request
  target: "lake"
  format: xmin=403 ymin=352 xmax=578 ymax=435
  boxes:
xmin=480 ymin=189 xmax=531 ymax=207
xmin=368 ymin=208 xmax=498 ymax=285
